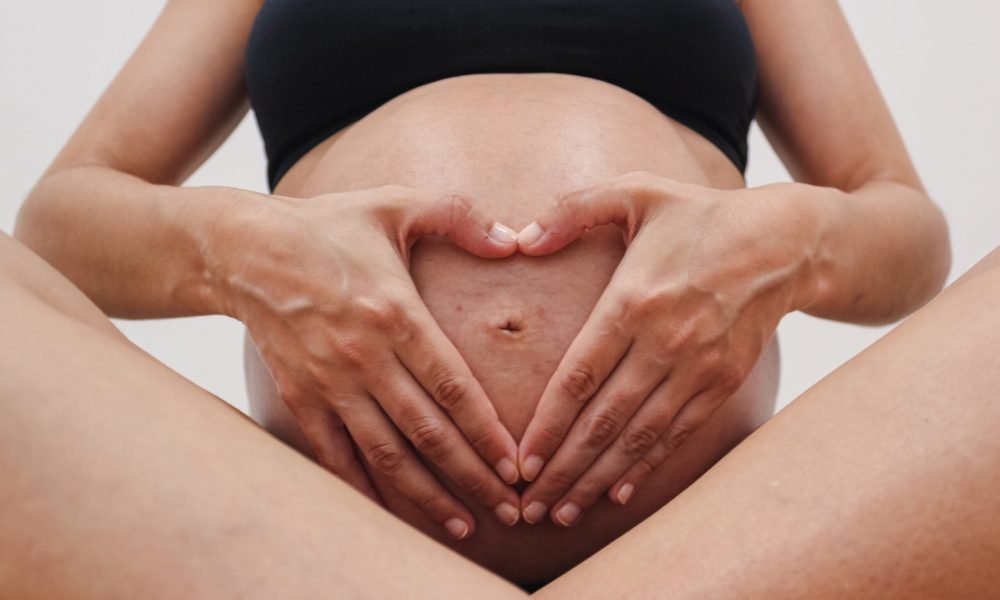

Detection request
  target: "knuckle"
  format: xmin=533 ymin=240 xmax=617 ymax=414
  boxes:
xmin=555 ymin=189 xmax=586 ymax=217
xmin=719 ymin=364 xmax=749 ymax=393
xmin=621 ymin=424 xmax=660 ymax=457
xmin=573 ymin=476 xmax=610 ymax=503
xmin=440 ymin=191 xmax=474 ymax=214
xmin=454 ymin=471 xmax=492 ymax=499
xmin=658 ymin=325 xmax=692 ymax=353
xmin=543 ymin=469 xmax=579 ymax=491
xmin=356 ymin=296 xmax=404 ymax=329
xmin=365 ymin=441 xmax=406 ymax=476
xmin=535 ymin=420 xmax=569 ymax=448
xmin=276 ymin=380 xmax=307 ymax=408
xmin=316 ymin=449 xmax=348 ymax=475
xmin=304 ymin=358 xmax=337 ymax=393
xmin=662 ymin=423 xmax=694 ymax=454
xmin=324 ymin=393 xmax=358 ymax=414
xmin=463 ymin=425 xmax=498 ymax=455
xmin=635 ymin=451 xmax=662 ymax=475
xmin=408 ymin=418 xmax=450 ymax=459
xmin=410 ymin=488 xmax=447 ymax=516
xmin=581 ymin=413 xmax=621 ymax=448
xmin=698 ymin=346 xmax=726 ymax=371
xmin=560 ymin=363 xmax=601 ymax=402
xmin=332 ymin=335 xmax=369 ymax=369
xmin=431 ymin=372 xmax=471 ymax=411
xmin=620 ymin=289 xmax=663 ymax=322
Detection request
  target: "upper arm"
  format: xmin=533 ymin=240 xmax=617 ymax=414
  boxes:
xmin=741 ymin=0 xmax=925 ymax=192
xmin=46 ymin=0 xmax=264 ymax=185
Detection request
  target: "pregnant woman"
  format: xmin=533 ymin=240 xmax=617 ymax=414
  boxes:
xmin=9 ymin=0 xmax=989 ymax=597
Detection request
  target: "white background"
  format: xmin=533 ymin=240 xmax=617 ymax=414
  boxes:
xmin=1 ymin=1 xmax=997 ymax=415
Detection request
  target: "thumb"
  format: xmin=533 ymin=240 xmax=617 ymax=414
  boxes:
xmin=517 ymin=179 xmax=643 ymax=256
xmin=403 ymin=192 xmax=519 ymax=259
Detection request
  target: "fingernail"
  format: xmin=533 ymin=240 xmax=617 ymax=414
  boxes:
xmin=444 ymin=518 xmax=470 ymax=540
xmin=495 ymin=458 xmax=519 ymax=485
xmin=554 ymin=503 xmax=582 ymax=527
xmin=489 ymin=222 xmax=518 ymax=243
xmin=523 ymin=501 xmax=548 ymax=524
xmin=617 ymin=483 xmax=635 ymax=506
xmin=521 ymin=455 xmax=545 ymax=482
xmin=518 ymin=222 xmax=544 ymax=246
xmin=494 ymin=502 xmax=520 ymax=527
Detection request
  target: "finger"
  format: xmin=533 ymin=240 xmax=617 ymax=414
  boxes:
xmin=518 ymin=171 xmax=657 ymax=256
xmin=518 ymin=347 xmax=666 ymax=523
xmin=517 ymin=294 xmax=632 ymax=483
xmin=607 ymin=388 xmax=727 ymax=510
xmin=394 ymin=303 xmax=521 ymax=486
xmin=338 ymin=394 xmax=480 ymax=540
xmin=368 ymin=359 xmax=521 ymax=526
xmin=294 ymin=403 xmax=384 ymax=506
xmin=401 ymin=189 xmax=519 ymax=258
xmin=548 ymin=378 xmax=710 ymax=527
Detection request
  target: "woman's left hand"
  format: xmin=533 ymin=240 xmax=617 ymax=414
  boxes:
xmin=515 ymin=170 xmax=822 ymax=526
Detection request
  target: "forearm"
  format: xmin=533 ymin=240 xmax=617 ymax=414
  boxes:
xmin=786 ymin=178 xmax=951 ymax=325
xmin=14 ymin=164 xmax=274 ymax=319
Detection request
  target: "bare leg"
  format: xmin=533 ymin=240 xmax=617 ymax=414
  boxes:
xmin=538 ymin=245 xmax=1000 ymax=599
xmin=0 ymin=231 xmax=525 ymax=600
xmin=4 ymin=223 xmax=1000 ymax=598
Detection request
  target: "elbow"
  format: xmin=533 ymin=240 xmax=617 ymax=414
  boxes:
xmin=915 ymin=197 xmax=953 ymax=308
xmin=13 ymin=172 xmax=70 ymax=262
xmin=883 ymin=194 xmax=952 ymax=325
xmin=14 ymin=165 xmax=95 ymax=258
xmin=901 ymin=191 xmax=952 ymax=317
xmin=847 ymin=191 xmax=951 ymax=328
xmin=13 ymin=178 xmax=52 ymax=253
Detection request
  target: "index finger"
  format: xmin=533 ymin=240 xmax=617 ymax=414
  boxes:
xmin=393 ymin=300 xmax=521 ymax=485
xmin=517 ymin=293 xmax=632 ymax=482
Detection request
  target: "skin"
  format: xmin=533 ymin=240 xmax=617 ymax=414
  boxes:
xmin=245 ymin=72 xmax=782 ymax=583
xmin=0 ymin=230 xmax=524 ymax=600
xmin=515 ymin=0 xmax=952 ymax=524
xmin=14 ymin=0 xmax=524 ymax=539
xmin=13 ymin=0 xmax=950 ymax=587
xmin=1 ymin=229 xmax=998 ymax=598
xmin=224 ymin=186 xmax=526 ymax=537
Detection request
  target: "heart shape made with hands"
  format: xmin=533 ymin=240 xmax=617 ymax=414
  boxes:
xmin=407 ymin=171 xmax=795 ymax=529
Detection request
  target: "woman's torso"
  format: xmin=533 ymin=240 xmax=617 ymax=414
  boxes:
xmin=243 ymin=72 xmax=780 ymax=586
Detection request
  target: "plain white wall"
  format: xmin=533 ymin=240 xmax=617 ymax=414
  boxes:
xmin=1 ymin=1 xmax=997 ymax=415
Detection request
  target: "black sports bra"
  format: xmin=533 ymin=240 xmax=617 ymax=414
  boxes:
xmin=245 ymin=0 xmax=758 ymax=191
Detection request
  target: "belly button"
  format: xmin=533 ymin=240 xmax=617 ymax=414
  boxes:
xmin=489 ymin=314 xmax=525 ymax=337
xmin=500 ymin=320 xmax=521 ymax=334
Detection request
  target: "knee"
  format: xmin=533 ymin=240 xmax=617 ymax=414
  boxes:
xmin=0 ymin=231 xmax=122 ymax=340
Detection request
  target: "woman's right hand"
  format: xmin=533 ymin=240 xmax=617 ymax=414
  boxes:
xmin=218 ymin=184 xmax=523 ymax=539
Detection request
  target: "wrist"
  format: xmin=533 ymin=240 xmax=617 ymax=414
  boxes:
xmin=767 ymin=182 xmax=849 ymax=315
xmin=183 ymin=186 xmax=287 ymax=319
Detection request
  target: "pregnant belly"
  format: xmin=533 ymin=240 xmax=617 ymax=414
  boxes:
xmin=243 ymin=73 xmax=780 ymax=586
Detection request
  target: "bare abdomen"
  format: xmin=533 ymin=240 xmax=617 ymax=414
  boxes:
xmin=243 ymin=73 xmax=780 ymax=585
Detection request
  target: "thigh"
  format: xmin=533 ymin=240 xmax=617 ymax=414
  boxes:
xmin=0 ymin=227 xmax=122 ymax=339
xmin=538 ymin=245 xmax=1000 ymax=599
xmin=0 ymin=232 xmax=524 ymax=600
